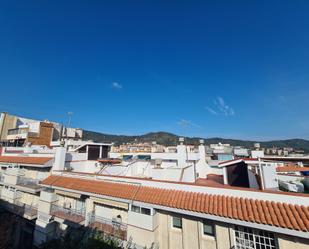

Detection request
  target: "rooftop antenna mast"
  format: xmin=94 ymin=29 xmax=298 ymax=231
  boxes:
xmin=67 ymin=112 xmax=73 ymax=128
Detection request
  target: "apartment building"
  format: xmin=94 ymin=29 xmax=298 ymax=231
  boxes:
xmin=0 ymin=112 xmax=83 ymax=147
xmin=0 ymin=138 xmax=308 ymax=249
xmin=0 ymin=140 xmax=112 ymax=224
xmin=0 ymin=146 xmax=55 ymax=248
xmin=33 ymin=172 xmax=309 ymax=249
xmin=0 ymin=147 xmax=54 ymax=217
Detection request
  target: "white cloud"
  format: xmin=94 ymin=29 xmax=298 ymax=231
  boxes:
xmin=177 ymin=119 xmax=202 ymax=129
xmin=206 ymin=96 xmax=235 ymax=116
xmin=205 ymin=107 xmax=218 ymax=115
xmin=111 ymin=82 xmax=123 ymax=89
xmin=215 ymin=96 xmax=235 ymax=116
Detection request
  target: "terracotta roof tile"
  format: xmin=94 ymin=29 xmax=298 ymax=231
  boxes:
xmin=41 ymin=175 xmax=309 ymax=233
xmin=0 ymin=156 xmax=53 ymax=165
xmin=276 ymin=166 xmax=309 ymax=172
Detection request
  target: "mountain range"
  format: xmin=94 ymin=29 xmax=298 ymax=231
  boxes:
xmin=83 ymin=130 xmax=309 ymax=152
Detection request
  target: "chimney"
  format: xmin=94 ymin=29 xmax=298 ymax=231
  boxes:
xmin=52 ymin=146 xmax=66 ymax=172
xmin=177 ymin=137 xmax=186 ymax=167
xmin=198 ymin=139 xmax=206 ymax=159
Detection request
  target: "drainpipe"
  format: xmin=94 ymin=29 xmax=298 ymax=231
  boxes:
xmin=258 ymin=157 xmax=265 ymax=190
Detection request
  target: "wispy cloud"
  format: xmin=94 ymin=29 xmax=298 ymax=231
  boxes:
xmin=177 ymin=119 xmax=202 ymax=129
xmin=205 ymin=107 xmax=218 ymax=115
xmin=111 ymin=82 xmax=123 ymax=89
xmin=206 ymin=96 xmax=235 ymax=116
xmin=278 ymin=95 xmax=287 ymax=103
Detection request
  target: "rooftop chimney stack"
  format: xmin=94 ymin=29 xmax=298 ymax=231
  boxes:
xmin=52 ymin=146 xmax=66 ymax=172
xmin=177 ymin=137 xmax=186 ymax=167
xmin=179 ymin=137 xmax=185 ymax=145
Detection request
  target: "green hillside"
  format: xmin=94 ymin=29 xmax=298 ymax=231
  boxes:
xmin=83 ymin=130 xmax=309 ymax=152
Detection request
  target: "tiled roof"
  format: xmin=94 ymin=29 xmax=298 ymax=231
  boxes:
xmin=276 ymin=166 xmax=309 ymax=172
xmin=42 ymin=175 xmax=309 ymax=233
xmin=0 ymin=156 xmax=53 ymax=165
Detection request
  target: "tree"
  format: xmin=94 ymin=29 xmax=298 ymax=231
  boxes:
xmin=38 ymin=227 xmax=148 ymax=249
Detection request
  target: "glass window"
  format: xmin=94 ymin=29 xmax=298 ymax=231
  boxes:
xmin=131 ymin=205 xmax=140 ymax=213
xmin=234 ymin=225 xmax=277 ymax=249
xmin=172 ymin=216 xmax=182 ymax=229
xmin=203 ymin=221 xmax=215 ymax=236
xmin=141 ymin=207 xmax=151 ymax=215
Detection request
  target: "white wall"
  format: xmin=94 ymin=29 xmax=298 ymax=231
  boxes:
xmin=251 ymin=150 xmax=264 ymax=158
xmin=66 ymin=152 xmax=88 ymax=161
xmin=262 ymin=163 xmax=279 ymax=189
xmin=66 ymin=161 xmax=99 ymax=173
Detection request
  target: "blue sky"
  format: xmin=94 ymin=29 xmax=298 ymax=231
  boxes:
xmin=1 ymin=1 xmax=309 ymax=140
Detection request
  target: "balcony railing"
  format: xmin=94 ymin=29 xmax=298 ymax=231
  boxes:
xmin=7 ymin=128 xmax=27 ymax=135
xmin=16 ymin=177 xmax=41 ymax=190
xmin=0 ymin=199 xmax=38 ymax=219
xmin=88 ymin=214 xmax=127 ymax=240
xmin=51 ymin=204 xmax=86 ymax=224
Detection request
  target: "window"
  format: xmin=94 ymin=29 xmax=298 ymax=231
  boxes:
xmin=234 ymin=226 xmax=277 ymax=249
xmin=131 ymin=205 xmax=140 ymax=213
xmin=141 ymin=207 xmax=151 ymax=215
xmin=131 ymin=205 xmax=151 ymax=215
xmin=203 ymin=220 xmax=215 ymax=236
xmin=172 ymin=216 xmax=182 ymax=229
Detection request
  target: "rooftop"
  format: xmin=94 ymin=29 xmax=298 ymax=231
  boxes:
xmin=41 ymin=174 xmax=309 ymax=233
xmin=0 ymin=156 xmax=53 ymax=165
xmin=276 ymin=166 xmax=309 ymax=172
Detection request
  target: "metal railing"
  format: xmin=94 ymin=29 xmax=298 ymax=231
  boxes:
xmin=88 ymin=214 xmax=127 ymax=240
xmin=0 ymin=199 xmax=38 ymax=218
xmin=15 ymin=200 xmax=38 ymax=217
xmin=16 ymin=177 xmax=42 ymax=192
xmin=17 ymin=176 xmax=40 ymax=186
xmin=51 ymin=204 xmax=86 ymax=223
xmin=7 ymin=128 xmax=26 ymax=135
xmin=7 ymin=128 xmax=32 ymax=136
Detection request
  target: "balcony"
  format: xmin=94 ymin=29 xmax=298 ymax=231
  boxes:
xmin=16 ymin=177 xmax=41 ymax=193
xmin=128 ymin=211 xmax=157 ymax=231
xmin=88 ymin=214 xmax=127 ymax=240
xmin=0 ymin=200 xmax=38 ymax=219
xmin=51 ymin=205 xmax=86 ymax=224
xmin=5 ymin=167 xmax=25 ymax=177
xmin=6 ymin=128 xmax=29 ymax=140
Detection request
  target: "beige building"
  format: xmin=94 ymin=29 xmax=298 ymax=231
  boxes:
xmin=0 ymin=155 xmax=54 ymax=218
xmin=34 ymin=173 xmax=309 ymax=249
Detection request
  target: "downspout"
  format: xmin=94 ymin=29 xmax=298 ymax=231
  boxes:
xmin=258 ymin=157 xmax=265 ymax=190
xmin=130 ymin=182 xmax=142 ymax=207
xmin=197 ymin=221 xmax=201 ymax=249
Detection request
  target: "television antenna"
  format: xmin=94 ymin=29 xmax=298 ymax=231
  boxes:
xmin=67 ymin=112 xmax=73 ymax=127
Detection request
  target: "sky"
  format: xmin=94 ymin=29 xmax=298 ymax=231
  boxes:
xmin=0 ymin=1 xmax=309 ymax=140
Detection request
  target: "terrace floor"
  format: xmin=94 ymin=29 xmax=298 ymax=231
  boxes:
xmin=51 ymin=210 xmax=85 ymax=224
xmin=89 ymin=221 xmax=127 ymax=240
